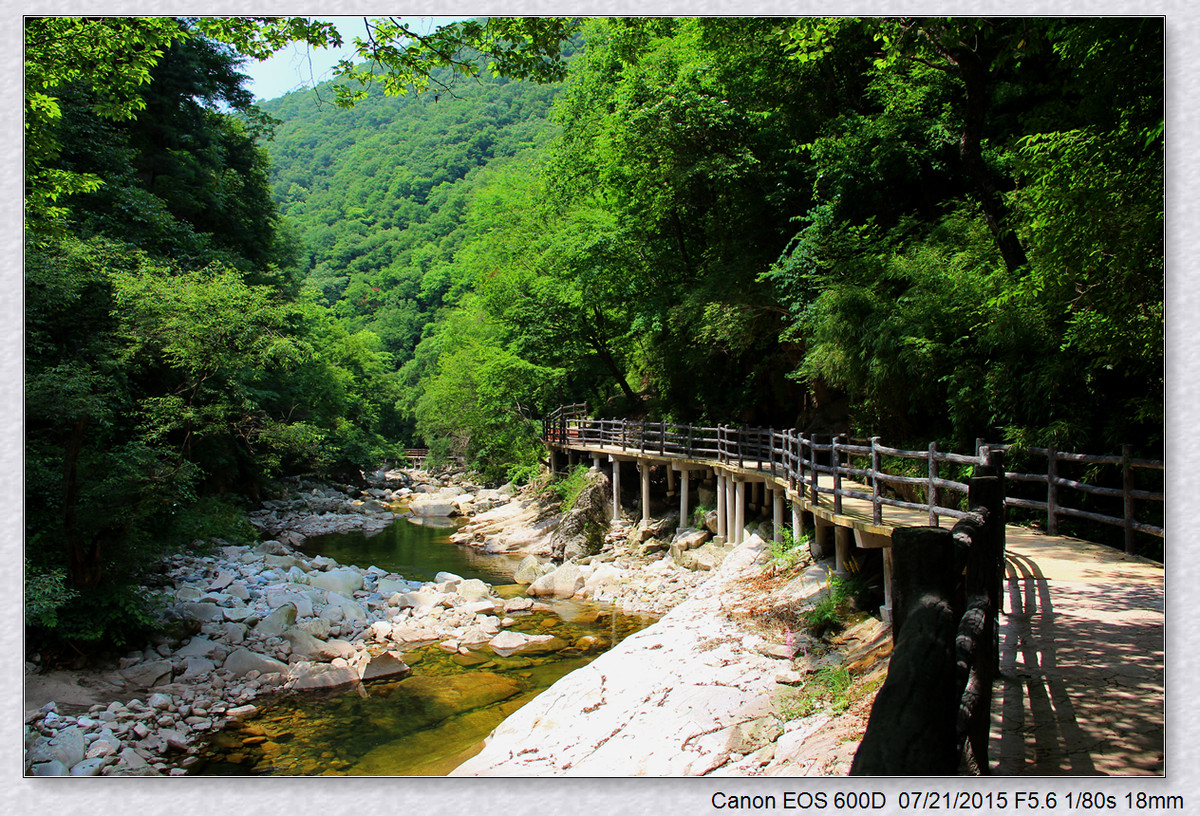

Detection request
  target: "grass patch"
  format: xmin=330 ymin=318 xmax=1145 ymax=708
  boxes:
xmin=552 ymin=463 xmax=592 ymax=514
xmin=802 ymin=573 xmax=867 ymax=637
xmin=768 ymin=527 xmax=811 ymax=573
xmin=780 ymin=665 xmax=853 ymax=720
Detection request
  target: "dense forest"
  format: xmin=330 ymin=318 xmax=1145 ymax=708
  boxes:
xmin=25 ymin=17 xmax=1163 ymax=648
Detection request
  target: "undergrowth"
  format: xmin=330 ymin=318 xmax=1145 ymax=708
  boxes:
xmin=552 ymin=463 xmax=592 ymax=514
xmin=769 ymin=526 xmax=811 ymax=573
xmin=780 ymin=665 xmax=853 ymax=720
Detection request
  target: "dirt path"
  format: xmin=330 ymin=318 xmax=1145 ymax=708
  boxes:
xmin=990 ymin=528 xmax=1164 ymax=775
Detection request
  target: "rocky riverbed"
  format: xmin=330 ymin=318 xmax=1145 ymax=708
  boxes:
xmin=24 ymin=465 xmax=891 ymax=777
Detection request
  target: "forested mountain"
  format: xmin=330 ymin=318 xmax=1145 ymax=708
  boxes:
xmin=25 ymin=16 xmax=1163 ymax=648
xmin=264 ymin=17 xmax=1162 ymax=473
xmin=259 ymin=69 xmax=561 ymax=370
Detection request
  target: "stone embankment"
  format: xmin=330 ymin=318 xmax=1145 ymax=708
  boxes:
xmin=451 ymin=533 xmax=892 ymax=777
xmin=23 ymin=468 xmax=522 ymax=776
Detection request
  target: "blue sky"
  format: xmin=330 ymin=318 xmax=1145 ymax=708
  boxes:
xmin=239 ymin=16 xmax=465 ymax=102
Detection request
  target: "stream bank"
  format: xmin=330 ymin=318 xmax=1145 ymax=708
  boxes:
xmin=24 ymin=465 xmax=892 ymax=777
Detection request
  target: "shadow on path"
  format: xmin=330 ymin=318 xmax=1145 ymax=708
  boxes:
xmin=990 ymin=549 xmax=1164 ymax=775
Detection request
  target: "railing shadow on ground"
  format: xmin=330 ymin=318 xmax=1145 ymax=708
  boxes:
xmin=991 ymin=552 xmax=1164 ymax=776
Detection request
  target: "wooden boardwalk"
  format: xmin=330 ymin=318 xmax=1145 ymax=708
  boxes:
xmin=557 ymin=439 xmax=1165 ymax=775
xmin=991 ymin=528 xmax=1164 ymax=775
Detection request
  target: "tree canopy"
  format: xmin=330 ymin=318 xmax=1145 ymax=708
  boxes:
xmin=25 ymin=15 xmax=1164 ymax=646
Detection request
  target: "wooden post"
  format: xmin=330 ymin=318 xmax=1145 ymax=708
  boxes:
xmin=687 ymin=425 xmax=694 ymax=458
xmin=1047 ymin=446 xmax=1059 ymax=535
xmin=738 ymin=427 xmax=745 ymax=469
xmin=871 ymin=436 xmax=882 ymax=525
xmin=786 ymin=430 xmax=796 ymax=491
xmin=809 ymin=434 xmax=819 ymax=505
xmin=1123 ymin=444 xmax=1136 ymax=555
xmin=660 ymin=420 xmax=667 ymax=455
xmin=928 ymin=441 xmax=940 ymax=527
xmin=832 ymin=435 xmax=843 ymax=515
xmin=853 ymin=526 xmax=960 ymax=775
xmin=769 ymin=427 xmax=776 ymax=478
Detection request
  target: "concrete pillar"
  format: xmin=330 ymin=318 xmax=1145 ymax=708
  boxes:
xmin=716 ymin=473 xmax=727 ymax=540
xmin=834 ymin=525 xmax=853 ymax=576
xmin=591 ymin=452 xmax=602 ymax=471
xmin=726 ymin=476 xmax=737 ymax=543
xmin=641 ymin=461 xmax=651 ymax=524
xmin=729 ymin=482 xmax=739 ymax=544
xmin=772 ymin=487 xmax=784 ymax=544
xmin=880 ymin=547 xmax=894 ymax=625
xmin=791 ymin=502 xmax=805 ymax=545
xmin=612 ymin=460 xmax=622 ymax=521
xmin=666 ymin=466 xmax=676 ymax=498
xmin=679 ymin=469 xmax=690 ymax=530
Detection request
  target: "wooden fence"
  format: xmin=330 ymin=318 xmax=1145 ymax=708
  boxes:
xmin=542 ymin=406 xmax=1163 ymax=554
xmin=850 ymin=469 xmax=1006 ymax=774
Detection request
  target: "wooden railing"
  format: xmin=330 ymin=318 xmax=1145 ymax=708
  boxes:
xmin=851 ymin=469 xmax=1007 ymax=774
xmin=543 ymin=406 xmax=1163 ymax=553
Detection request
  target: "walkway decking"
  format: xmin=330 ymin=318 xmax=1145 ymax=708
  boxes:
xmin=562 ymin=442 xmax=1166 ymax=775
xmin=991 ymin=528 xmax=1164 ymax=775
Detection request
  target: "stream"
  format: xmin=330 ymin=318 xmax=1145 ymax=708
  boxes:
xmin=187 ymin=517 xmax=656 ymax=775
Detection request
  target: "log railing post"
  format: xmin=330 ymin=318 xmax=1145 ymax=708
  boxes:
xmin=871 ymin=436 xmax=882 ymax=525
xmin=1047 ymin=446 xmax=1059 ymax=535
xmin=1123 ymin=443 xmax=1135 ymax=555
xmin=809 ymin=434 xmax=819 ymax=505
xmin=832 ymin=434 xmax=843 ymax=515
xmin=928 ymin=441 xmax=940 ymax=527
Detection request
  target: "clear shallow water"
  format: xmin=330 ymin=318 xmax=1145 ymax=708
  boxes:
xmin=190 ymin=515 xmax=655 ymax=776
xmin=299 ymin=515 xmax=525 ymax=584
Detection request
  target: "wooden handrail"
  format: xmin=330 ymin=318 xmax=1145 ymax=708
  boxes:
xmin=540 ymin=405 xmax=1163 ymax=552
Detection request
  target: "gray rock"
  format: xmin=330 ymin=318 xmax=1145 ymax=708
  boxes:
xmin=290 ymin=664 xmax=361 ymax=691
xmin=308 ymin=567 xmax=363 ymax=595
xmin=409 ymin=497 xmax=456 ymax=517
xmin=488 ymin=631 xmax=568 ymax=657
xmin=513 ymin=555 xmax=543 ymax=585
xmin=255 ymin=602 xmax=297 ymax=637
xmin=528 ymin=562 xmax=585 ymax=599
xmin=69 ymin=757 xmax=109 ymax=776
xmin=361 ymin=651 xmax=412 ymax=682
xmin=457 ymin=578 xmax=490 ymax=602
xmin=120 ymin=659 xmax=174 ymax=688
xmin=223 ymin=648 xmax=289 ymax=677
xmin=324 ymin=592 xmax=367 ymax=622
xmin=176 ymin=601 xmax=225 ymax=622
xmin=549 ymin=470 xmax=611 ymax=561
